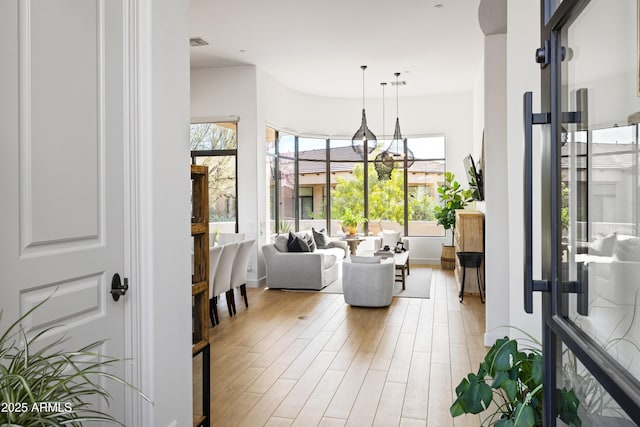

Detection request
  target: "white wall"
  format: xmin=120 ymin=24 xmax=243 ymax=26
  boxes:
xmin=472 ymin=54 xmax=486 ymax=217
xmin=191 ymin=66 xmax=262 ymax=282
xmin=141 ymin=0 xmax=193 ymax=426
xmin=483 ymin=33 xmax=509 ymax=345
xmin=505 ymin=0 xmax=542 ymax=340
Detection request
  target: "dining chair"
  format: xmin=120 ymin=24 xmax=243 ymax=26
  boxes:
xmin=208 ymin=245 xmax=223 ymax=326
xmin=217 ymin=232 xmax=245 ymax=245
xmin=229 ymin=239 xmax=255 ymax=314
xmin=210 ymin=242 xmax=238 ymax=325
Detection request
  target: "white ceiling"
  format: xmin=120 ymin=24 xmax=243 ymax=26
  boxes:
xmin=190 ymin=0 xmax=484 ymax=99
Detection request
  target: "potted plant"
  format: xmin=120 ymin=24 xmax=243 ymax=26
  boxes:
xmin=340 ymin=209 xmax=367 ymax=236
xmin=433 ymin=171 xmax=473 ymax=269
xmin=450 ymin=335 xmax=581 ymax=427
xmin=0 ymin=299 xmax=151 ymax=426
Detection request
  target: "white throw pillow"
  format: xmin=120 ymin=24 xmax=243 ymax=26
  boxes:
xmin=613 ymin=237 xmax=640 ymax=261
xmin=381 ymin=230 xmax=401 ymax=248
xmin=274 ymin=235 xmax=289 ymax=252
xmin=590 ymin=232 xmax=616 ymax=256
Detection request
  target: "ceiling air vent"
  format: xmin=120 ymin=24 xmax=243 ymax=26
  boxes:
xmin=190 ymin=37 xmax=209 ymax=47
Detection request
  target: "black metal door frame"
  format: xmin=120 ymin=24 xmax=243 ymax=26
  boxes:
xmin=530 ymin=0 xmax=640 ymax=424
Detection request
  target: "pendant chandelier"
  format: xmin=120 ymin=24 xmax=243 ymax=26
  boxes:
xmin=385 ymin=72 xmax=415 ymax=168
xmin=375 ymin=82 xmax=393 ymax=180
xmin=351 ymin=65 xmax=378 ymax=158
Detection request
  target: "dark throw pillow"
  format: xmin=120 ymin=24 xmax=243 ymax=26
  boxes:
xmin=287 ymin=232 xmax=312 ymax=252
xmin=287 ymin=232 xmax=303 ymax=252
xmin=312 ymin=227 xmax=331 ymax=249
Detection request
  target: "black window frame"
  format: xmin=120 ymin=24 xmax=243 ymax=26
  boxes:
xmin=190 ymin=121 xmax=239 ymax=233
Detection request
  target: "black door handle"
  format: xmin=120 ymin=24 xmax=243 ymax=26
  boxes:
xmin=110 ymin=273 xmax=129 ymax=301
xmin=523 ymin=92 xmax=551 ymax=313
xmin=523 ymin=91 xmax=587 ymax=314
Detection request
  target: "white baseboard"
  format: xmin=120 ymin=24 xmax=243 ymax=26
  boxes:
xmin=247 ymin=276 xmax=266 ymax=288
xmin=411 ymin=257 xmax=440 ymax=265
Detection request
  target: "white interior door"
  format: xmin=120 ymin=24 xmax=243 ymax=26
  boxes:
xmin=0 ymin=0 xmax=128 ymax=422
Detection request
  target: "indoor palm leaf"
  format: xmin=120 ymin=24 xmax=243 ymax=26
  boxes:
xmin=0 ymin=300 xmax=151 ymax=426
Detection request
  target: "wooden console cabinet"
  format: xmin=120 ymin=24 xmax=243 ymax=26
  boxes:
xmin=454 ymin=210 xmax=484 ymax=294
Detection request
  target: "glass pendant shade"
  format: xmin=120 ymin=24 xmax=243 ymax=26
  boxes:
xmin=388 ymin=119 xmax=415 ymax=168
xmin=388 ymin=72 xmax=415 ymax=168
xmin=375 ymin=81 xmax=393 ymax=180
xmin=351 ymin=65 xmax=377 ymax=157
xmin=375 ymin=150 xmax=394 ymax=180
xmin=351 ymin=109 xmax=378 ymax=157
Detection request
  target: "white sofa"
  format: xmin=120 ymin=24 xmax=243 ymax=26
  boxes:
xmin=574 ymin=233 xmax=640 ymax=377
xmin=262 ymin=231 xmax=348 ymax=290
xmin=579 ymin=233 xmax=640 ymax=307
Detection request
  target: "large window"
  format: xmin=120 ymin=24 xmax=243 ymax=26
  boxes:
xmin=190 ymin=122 xmax=238 ymax=235
xmin=266 ymin=127 xmax=277 ymax=235
xmin=366 ymin=138 xmax=405 ymax=236
xmin=407 ymin=137 xmax=445 ymax=236
xmin=298 ymin=137 xmax=326 ymax=228
xmin=278 ymin=133 xmax=296 ymax=234
xmin=266 ymin=128 xmax=445 ymax=237
xmin=329 ymin=139 xmax=366 ymax=235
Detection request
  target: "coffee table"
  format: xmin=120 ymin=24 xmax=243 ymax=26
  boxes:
xmin=392 ymin=251 xmax=410 ymax=290
xmin=364 ymin=250 xmax=410 ymax=290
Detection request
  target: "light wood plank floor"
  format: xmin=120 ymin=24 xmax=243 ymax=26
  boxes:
xmin=193 ymin=266 xmax=486 ymax=427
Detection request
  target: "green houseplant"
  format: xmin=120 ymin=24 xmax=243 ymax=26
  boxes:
xmin=0 ymin=300 xmax=151 ymax=426
xmin=433 ymin=172 xmax=473 ymax=269
xmin=450 ymin=335 xmax=581 ymax=427
xmin=340 ymin=209 xmax=367 ymax=236
xmin=434 ymin=171 xmax=474 ymax=246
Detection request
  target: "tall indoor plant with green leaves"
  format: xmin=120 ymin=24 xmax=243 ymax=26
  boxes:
xmin=0 ymin=299 xmax=151 ymax=426
xmin=434 ymin=171 xmax=474 ymax=246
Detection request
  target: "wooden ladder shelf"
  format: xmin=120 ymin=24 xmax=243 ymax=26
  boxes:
xmin=191 ymin=164 xmax=210 ymax=427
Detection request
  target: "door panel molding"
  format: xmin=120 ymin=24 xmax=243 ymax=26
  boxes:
xmin=19 ymin=0 xmax=104 ymax=252
xmin=19 ymin=272 xmax=105 ymax=337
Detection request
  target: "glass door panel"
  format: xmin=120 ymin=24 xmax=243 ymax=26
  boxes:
xmin=561 ymin=0 xmax=640 ymax=372
xmin=549 ymin=0 xmax=640 ymax=423
xmin=562 ymin=347 xmax=637 ymax=424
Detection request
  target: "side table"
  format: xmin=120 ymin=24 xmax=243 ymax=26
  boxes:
xmin=343 ymin=237 xmax=365 ymax=255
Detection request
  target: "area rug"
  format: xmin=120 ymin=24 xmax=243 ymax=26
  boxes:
xmin=320 ymin=267 xmax=432 ymax=299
